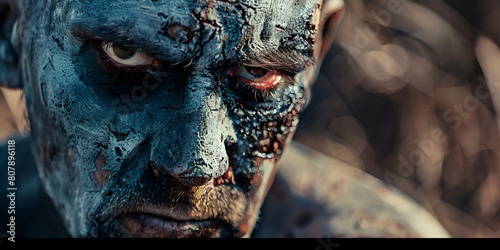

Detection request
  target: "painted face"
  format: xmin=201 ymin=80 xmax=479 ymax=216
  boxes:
xmin=18 ymin=0 xmax=327 ymax=237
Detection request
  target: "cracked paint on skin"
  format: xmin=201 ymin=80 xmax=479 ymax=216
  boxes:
xmin=14 ymin=0 xmax=324 ymax=237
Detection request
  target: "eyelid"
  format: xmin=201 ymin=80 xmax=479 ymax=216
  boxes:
xmin=228 ymin=65 xmax=285 ymax=91
xmin=100 ymin=41 xmax=158 ymax=67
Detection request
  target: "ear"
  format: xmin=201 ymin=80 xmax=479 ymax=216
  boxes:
xmin=0 ymin=0 xmax=22 ymax=89
xmin=315 ymin=0 xmax=345 ymax=63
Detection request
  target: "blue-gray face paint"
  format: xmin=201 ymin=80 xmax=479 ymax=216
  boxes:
xmin=18 ymin=0 xmax=323 ymax=237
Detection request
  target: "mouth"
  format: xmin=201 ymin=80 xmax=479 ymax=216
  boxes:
xmin=119 ymin=206 xmax=220 ymax=238
xmin=114 ymin=144 xmax=247 ymax=238
xmin=121 ymin=214 xmax=219 ymax=238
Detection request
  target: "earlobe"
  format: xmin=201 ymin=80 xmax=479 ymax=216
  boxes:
xmin=316 ymin=0 xmax=345 ymax=61
xmin=0 ymin=0 xmax=22 ymax=89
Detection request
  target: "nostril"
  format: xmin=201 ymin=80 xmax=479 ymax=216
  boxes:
xmin=215 ymin=166 xmax=235 ymax=186
xmin=147 ymin=164 xmax=164 ymax=181
xmin=148 ymin=163 xmax=212 ymax=186
xmin=148 ymin=145 xmax=233 ymax=187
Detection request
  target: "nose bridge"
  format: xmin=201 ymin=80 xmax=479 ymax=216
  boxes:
xmin=149 ymin=74 xmax=230 ymax=185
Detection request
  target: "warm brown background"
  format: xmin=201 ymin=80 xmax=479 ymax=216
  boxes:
xmin=2 ymin=0 xmax=500 ymax=238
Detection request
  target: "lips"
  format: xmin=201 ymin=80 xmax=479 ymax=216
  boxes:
xmin=118 ymin=203 xmax=222 ymax=238
xmin=121 ymin=213 xmax=219 ymax=238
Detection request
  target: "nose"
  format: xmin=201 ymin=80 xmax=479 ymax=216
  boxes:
xmin=149 ymin=75 xmax=235 ymax=186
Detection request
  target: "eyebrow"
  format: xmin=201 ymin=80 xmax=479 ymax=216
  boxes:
xmin=67 ymin=7 xmax=193 ymax=56
xmin=69 ymin=23 xmax=152 ymax=50
xmin=244 ymin=47 xmax=315 ymax=74
xmin=69 ymin=21 xmax=197 ymax=66
xmin=68 ymin=14 xmax=314 ymax=73
xmin=67 ymin=2 xmax=161 ymax=45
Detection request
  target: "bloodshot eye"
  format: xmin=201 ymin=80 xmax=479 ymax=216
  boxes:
xmin=101 ymin=41 xmax=158 ymax=67
xmin=227 ymin=65 xmax=282 ymax=91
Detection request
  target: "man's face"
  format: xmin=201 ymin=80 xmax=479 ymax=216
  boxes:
xmin=19 ymin=0 xmax=328 ymax=237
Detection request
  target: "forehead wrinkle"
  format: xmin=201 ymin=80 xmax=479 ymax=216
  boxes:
xmin=238 ymin=0 xmax=320 ymax=73
xmin=67 ymin=2 xmax=160 ymax=44
xmin=66 ymin=1 xmax=202 ymax=62
xmin=67 ymin=0 xmax=160 ymax=27
xmin=66 ymin=0 xmax=319 ymax=69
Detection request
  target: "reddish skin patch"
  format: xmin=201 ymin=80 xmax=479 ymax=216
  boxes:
xmin=66 ymin=148 xmax=74 ymax=162
xmin=249 ymin=170 xmax=261 ymax=186
xmin=273 ymin=141 xmax=280 ymax=153
xmin=238 ymin=223 xmax=249 ymax=234
xmin=93 ymin=154 xmax=111 ymax=186
xmin=253 ymin=157 xmax=264 ymax=167
xmin=215 ymin=166 xmax=235 ymax=186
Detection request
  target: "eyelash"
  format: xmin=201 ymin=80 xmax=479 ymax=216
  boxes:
xmin=235 ymin=81 xmax=286 ymax=102
xmin=229 ymin=68 xmax=294 ymax=103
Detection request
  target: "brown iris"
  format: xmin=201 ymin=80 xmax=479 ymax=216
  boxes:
xmin=111 ymin=43 xmax=136 ymax=60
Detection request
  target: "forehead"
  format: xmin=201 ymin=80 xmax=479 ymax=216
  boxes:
xmin=65 ymin=0 xmax=320 ymax=28
xmin=54 ymin=0 xmax=321 ymax=67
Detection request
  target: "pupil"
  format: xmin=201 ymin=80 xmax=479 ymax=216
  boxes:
xmin=247 ymin=67 xmax=268 ymax=78
xmin=113 ymin=43 xmax=136 ymax=60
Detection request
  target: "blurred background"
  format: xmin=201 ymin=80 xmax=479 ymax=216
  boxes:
xmin=1 ymin=0 xmax=500 ymax=238
xmin=294 ymin=0 xmax=500 ymax=237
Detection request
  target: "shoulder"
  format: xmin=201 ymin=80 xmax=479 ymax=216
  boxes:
xmin=254 ymin=141 xmax=450 ymax=238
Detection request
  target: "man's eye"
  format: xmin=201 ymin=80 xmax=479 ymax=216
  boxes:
xmin=227 ymin=65 xmax=282 ymax=91
xmin=101 ymin=42 xmax=157 ymax=67
xmin=87 ymin=40 xmax=169 ymax=88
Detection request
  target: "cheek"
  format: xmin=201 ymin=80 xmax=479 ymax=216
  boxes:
xmin=238 ymin=91 xmax=306 ymax=161
xmin=228 ymin=83 xmax=308 ymax=190
xmin=26 ymin=44 xmax=118 ymax=192
xmin=31 ymin=125 xmax=78 ymax=213
xmin=225 ymin=86 xmax=306 ymax=236
xmin=253 ymin=107 xmax=300 ymax=158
